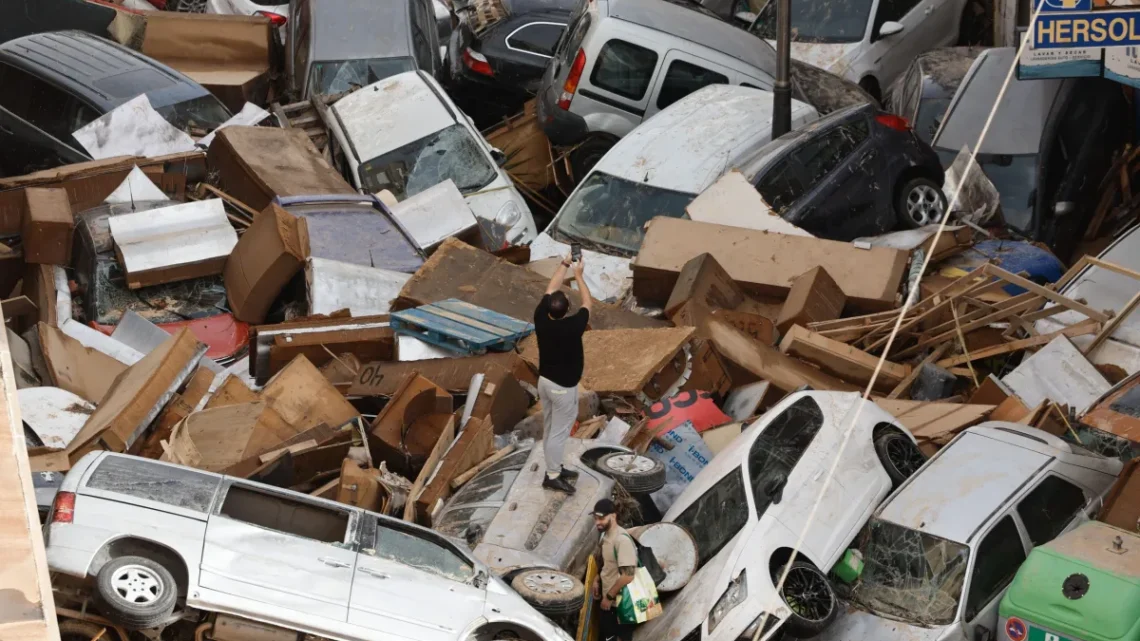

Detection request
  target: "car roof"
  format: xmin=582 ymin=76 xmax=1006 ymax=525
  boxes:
xmin=736 ymin=101 xmax=873 ymax=179
xmin=331 ymin=71 xmax=457 ymax=161
xmin=0 ymin=31 xmax=209 ymax=112
xmin=914 ymin=47 xmax=987 ymax=97
xmin=505 ymin=0 xmax=580 ymax=15
xmin=932 ymin=46 xmax=1065 ymax=155
xmin=599 ymin=0 xmax=777 ymax=72
xmin=877 ymin=425 xmax=1096 ymax=543
xmin=309 ymin=0 xmax=414 ymax=61
xmin=591 ymin=85 xmax=813 ymax=193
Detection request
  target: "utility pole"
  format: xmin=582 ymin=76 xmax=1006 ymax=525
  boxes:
xmin=771 ymin=0 xmax=792 ymax=139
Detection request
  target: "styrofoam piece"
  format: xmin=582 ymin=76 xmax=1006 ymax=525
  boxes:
xmin=73 ymin=95 xmax=197 ymax=160
xmin=396 ymin=335 xmax=454 ymax=361
xmin=596 ymin=417 xmax=632 ymax=444
xmin=1002 ymin=336 xmax=1111 ymax=414
xmin=18 ymin=387 xmax=95 ymax=449
xmin=108 ymin=199 xmax=237 ymax=287
xmin=104 ymin=166 xmax=169 ymax=204
xmin=305 ymin=257 xmax=411 ymax=317
xmin=685 ymin=171 xmax=813 ymax=237
xmin=197 ymin=102 xmax=271 ymax=149
xmin=388 ymin=179 xmax=479 ymax=251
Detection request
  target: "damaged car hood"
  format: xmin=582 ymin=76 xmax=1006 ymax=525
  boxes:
xmin=814 ymin=606 xmax=951 ymax=641
xmin=788 ymin=41 xmax=862 ymax=76
xmin=633 ymin=543 xmax=734 ymax=641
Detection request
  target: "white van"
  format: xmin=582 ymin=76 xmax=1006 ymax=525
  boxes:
xmin=530 ymin=83 xmax=818 ymax=301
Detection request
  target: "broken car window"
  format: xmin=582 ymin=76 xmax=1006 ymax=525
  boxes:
xmin=554 ymin=171 xmax=695 ymax=254
xmin=435 ymin=507 xmax=499 ymax=546
xmin=790 ymin=126 xmax=858 ymax=186
xmin=748 ymin=396 xmax=824 ymax=518
xmin=312 ymin=58 xmax=418 ymax=97
xmin=369 ymin=519 xmax=477 ymax=583
xmin=87 ymin=457 xmax=220 ymax=513
xmin=359 ymin=123 xmax=498 ymax=200
xmin=750 ymin=0 xmax=874 ymax=44
xmin=672 ymin=467 xmax=749 ymax=567
xmin=849 ymin=519 xmax=969 ymax=626
xmin=964 ymin=516 xmax=1026 ymax=621
xmin=91 ymin=260 xmax=229 ymax=325
xmin=221 ymin=484 xmax=350 ymax=546
xmin=755 ymin=158 xmax=809 ymax=212
xmin=1016 ymin=476 xmax=1086 ymax=546
xmin=935 ymin=150 xmax=1037 ymax=232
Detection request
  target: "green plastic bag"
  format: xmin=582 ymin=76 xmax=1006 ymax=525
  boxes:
xmin=613 ymin=535 xmax=663 ymax=625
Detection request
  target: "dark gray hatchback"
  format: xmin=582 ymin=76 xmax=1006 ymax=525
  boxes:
xmin=0 ymin=30 xmax=231 ymax=177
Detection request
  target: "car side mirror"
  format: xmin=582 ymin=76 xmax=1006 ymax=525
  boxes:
xmin=491 ymin=147 xmax=507 ymax=167
xmin=1054 ymin=201 xmax=1077 ymax=217
xmin=974 ymin=626 xmax=993 ymax=641
xmin=879 ymin=21 xmax=904 ymax=37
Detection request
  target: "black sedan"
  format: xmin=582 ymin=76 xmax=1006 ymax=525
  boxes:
xmin=737 ymin=102 xmax=947 ymax=240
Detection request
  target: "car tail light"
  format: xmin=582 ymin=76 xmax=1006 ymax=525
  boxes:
xmin=51 ymin=492 xmax=75 ymax=524
xmin=256 ymin=10 xmax=288 ymax=26
xmin=463 ymin=48 xmax=493 ymax=76
xmin=558 ymin=48 xmax=586 ymax=110
xmin=875 ymin=113 xmax=911 ymax=132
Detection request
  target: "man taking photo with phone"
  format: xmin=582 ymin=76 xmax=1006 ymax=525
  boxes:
xmin=532 ymin=250 xmax=592 ymax=493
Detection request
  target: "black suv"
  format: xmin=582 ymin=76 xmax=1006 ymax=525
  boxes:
xmin=0 ymin=31 xmax=231 ymax=177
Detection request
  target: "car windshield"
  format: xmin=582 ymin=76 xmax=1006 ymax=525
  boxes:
xmin=937 ymin=149 xmax=1037 ymax=232
xmin=751 ymin=0 xmax=872 ymax=43
xmin=914 ymin=97 xmax=952 ymax=145
xmin=847 ymin=519 xmax=970 ymax=626
xmin=154 ymin=94 xmax=232 ymax=132
xmin=312 ymin=58 xmax=418 ymax=96
xmin=553 ymin=172 xmax=695 ymax=255
xmin=358 ymin=123 xmax=498 ymax=200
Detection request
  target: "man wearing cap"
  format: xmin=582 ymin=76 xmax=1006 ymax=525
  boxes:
xmin=533 ymin=255 xmax=593 ymax=494
xmin=592 ymin=499 xmax=638 ymax=641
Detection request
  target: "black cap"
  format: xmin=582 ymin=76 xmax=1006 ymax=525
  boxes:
xmin=593 ymin=499 xmax=616 ymax=517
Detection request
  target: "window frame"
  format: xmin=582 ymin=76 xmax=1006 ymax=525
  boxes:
xmin=504 ymin=21 xmax=568 ymax=59
xmin=654 ymin=58 xmax=729 ymax=111
xmin=358 ymin=513 xmax=481 ymax=585
xmin=587 ymin=38 xmax=659 ymax=102
xmin=214 ymin=480 xmax=359 ymax=549
xmin=962 ymin=514 xmax=1028 ymax=622
xmin=1015 ymin=474 xmax=1088 ymax=546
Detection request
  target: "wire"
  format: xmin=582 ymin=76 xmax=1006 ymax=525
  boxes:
xmin=753 ymin=5 xmax=1051 ymax=639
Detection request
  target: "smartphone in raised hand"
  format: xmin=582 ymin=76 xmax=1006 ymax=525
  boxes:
xmin=571 ymin=242 xmax=582 ymax=262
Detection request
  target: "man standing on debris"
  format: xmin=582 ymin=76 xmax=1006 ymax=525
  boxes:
xmin=533 ymin=253 xmax=592 ymax=493
xmin=593 ymin=499 xmax=638 ymax=641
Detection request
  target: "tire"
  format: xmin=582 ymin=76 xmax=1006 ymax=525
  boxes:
xmin=166 ymin=0 xmax=207 ymax=12
xmin=596 ymin=452 xmax=667 ymax=494
xmin=58 ymin=620 xmax=111 ymax=641
xmin=874 ymin=430 xmax=926 ymax=486
xmin=896 ymin=176 xmax=947 ymax=229
xmin=510 ymin=569 xmax=585 ymax=617
xmin=95 ymin=556 xmax=178 ymax=629
xmin=776 ymin=560 xmax=838 ymax=638
xmin=568 ymin=137 xmax=614 ymax=182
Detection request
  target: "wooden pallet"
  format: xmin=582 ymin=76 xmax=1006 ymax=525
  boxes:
xmin=390 ymin=299 xmax=534 ymax=355
xmin=271 ymin=90 xmax=354 ymax=156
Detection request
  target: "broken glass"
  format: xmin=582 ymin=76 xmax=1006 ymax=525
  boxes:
xmin=435 ymin=507 xmax=499 ymax=546
xmin=672 ymin=467 xmax=749 ymax=567
xmin=553 ymin=171 xmax=695 ymax=255
xmin=91 ymin=258 xmax=228 ymax=325
xmin=86 ymin=457 xmax=220 ymax=513
xmin=748 ymin=397 xmax=824 ymax=518
xmin=1110 ymin=386 xmax=1140 ymax=419
xmin=373 ymin=524 xmax=476 ymax=583
xmin=847 ymin=520 xmax=969 ymax=626
xmin=311 ymin=58 xmax=417 ymax=97
xmin=359 ymin=123 xmax=497 ymax=200
xmin=1064 ymin=424 xmax=1140 ymax=463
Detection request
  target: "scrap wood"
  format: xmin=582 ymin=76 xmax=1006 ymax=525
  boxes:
xmin=779 ymin=325 xmax=910 ymax=391
xmin=573 ymin=415 xmax=608 ymax=439
xmin=982 ymin=264 xmax=1109 ymax=323
xmin=874 ymin=399 xmax=995 ymax=454
xmin=708 ymin=318 xmax=858 ymax=393
xmin=886 ymin=344 xmax=952 ymax=399
xmin=196 ymin=183 xmax=259 ymax=222
xmin=937 ymin=318 xmax=1101 ymax=368
xmin=1085 ymin=290 xmax=1140 ymax=356
xmin=950 ymin=303 xmax=980 ymax=387
xmin=1 ymin=295 xmax=37 ymax=321
xmin=450 ymin=444 xmax=516 ymax=490
xmin=892 ymin=292 xmax=1045 ymax=359
xmin=258 ymin=439 xmax=319 ymax=463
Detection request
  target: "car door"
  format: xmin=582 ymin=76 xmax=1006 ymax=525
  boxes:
xmin=860 ymin=0 xmax=937 ymax=89
xmin=199 ymin=481 xmax=358 ymax=621
xmin=500 ymin=20 xmax=567 ymax=89
xmin=779 ymin=122 xmax=875 ymax=240
xmin=643 ymin=50 xmax=733 ymax=120
xmin=349 ymin=514 xmax=486 ymax=641
xmin=0 ymin=62 xmax=92 ymax=176
xmin=575 ymin=36 xmax=661 ymax=136
xmin=960 ymin=515 xmax=1029 ymax=641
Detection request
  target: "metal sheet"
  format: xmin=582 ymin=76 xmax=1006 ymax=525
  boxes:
xmin=17 ymin=387 xmax=95 ymax=450
xmin=60 ymin=318 xmax=144 ymax=366
xmin=1002 ymin=336 xmax=1111 ymax=414
xmin=305 ymin=257 xmax=411 ymax=317
xmin=197 ymin=102 xmax=270 ymax=149
xmin=107 ymin=199 xmax=237 ymax=284
xmin=389 ymin=179 xmax=479 ymax=250
xmin=112 ymin=310 xmax=223 ymax=374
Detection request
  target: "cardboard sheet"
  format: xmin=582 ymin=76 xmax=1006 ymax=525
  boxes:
xmin=260 ymin=355 xmax=360 ymax=432
xmin=22 ymin=188 xmax=73 ymax=265
xmin=36 ymin=322 xmax=128 ymax=405
xmin=160 ymin=401 xmax=295 ymax=472
xmin=414 ymin=416 xmax=494 ymax=521
xmin=223 ymin=203 xmax=309 ymax=323
xmin=306 ymin=258 xmax=410 ymax=317
xmin=633 ymin=217 xmax=908 ymax=311
xmin=108 ymin=199 xmax=237 ymax=289
xmin=369 ymin=373 xmax=454 ymax=478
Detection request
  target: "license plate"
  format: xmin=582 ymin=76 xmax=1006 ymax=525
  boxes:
xmin=1027 ymin=626 xmax=1077 ymax=641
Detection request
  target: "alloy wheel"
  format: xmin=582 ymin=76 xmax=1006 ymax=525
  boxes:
xmin=906 ymin=184 xmax=944 ymax=226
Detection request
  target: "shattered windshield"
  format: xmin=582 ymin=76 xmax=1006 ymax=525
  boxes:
xmin=553 ymin=172 xmax=695 ymax=255
xmin=848 ymin=520 xmax=970 ymax=626
xmin=312 ymin=57 xmax=418 ymax=96
xmin=154 ymin=94 xmax=232 ymax=133
xmin=91 ymin=259 xmax=229 ymax=325
xmin=751 ymin=0 xmax=873 ymax=43
xmin=359 ymin=123 xmax=498 ymax=200
xmin=672 ymin=467 xmax=750 ymax=567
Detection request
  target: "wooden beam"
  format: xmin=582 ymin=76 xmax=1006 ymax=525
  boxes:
xmin=863 ymin=267 xmax=998 ymax=352
xmin=983 ymin=264 xmax=1109 ymax=323
xmin=709 ymin=319 xmax=859 ymax=393
xmin=916 ymin=292 xmax=1041 ymax=340
xmin=779 ymin=325 xmax=909 ymax=392
xmin=894 ymin=294 xmax=1046 ymax=359
xmin=1084 ymin=291 xmax=1140 ymax=357
xmin=1085 ymin=257 xmax=1140 ymax=282
xmin=936 ymin=318 xmax=1101 ymax=368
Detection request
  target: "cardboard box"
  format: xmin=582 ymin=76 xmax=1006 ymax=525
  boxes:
xmin=679 ymin=339 xmax=732 ymax=398
xmin=414 ymin=416 xmax=494 ymax=520
xmin=208 ymin=127 xmax=356 ymax=212
xmin=469 ymin=364 xmax=530 ymax=434
xmin=664 ymin=253 xmax=744 ymax=317
xmin=776 ymin=266 xmax=847 ymax=334
xmin=351 ymin=352 xmax=532 ymax=397
xmin=22 ymin=188 xmax=73 ymax=265
xmin=36 ymin=322 xmax=128 ymax=405
xmin=260 ymin=355 xmax=360 ymax=431
xmin=369 ymin=373 xmax=454 ymax=478
xmin=779 ymin=325 xmax=910 ymax=392
xmin=224 ymin=203 xmax=309 ymax=323
xmin=337 ymin=459 xmax=384 ymax=512
xmin=633 ymin=218 xmax=908 ymax=311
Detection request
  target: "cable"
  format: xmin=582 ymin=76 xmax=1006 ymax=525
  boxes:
xmin=753 ymin=6 xmax=1051 ymax=640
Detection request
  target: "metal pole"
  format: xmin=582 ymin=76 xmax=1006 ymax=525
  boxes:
xmin=771 ymin=0 xmax=792 ymax=139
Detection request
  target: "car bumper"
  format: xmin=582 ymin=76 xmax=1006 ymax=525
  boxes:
xmin=537 ymin=87 xmax=589 ymax=147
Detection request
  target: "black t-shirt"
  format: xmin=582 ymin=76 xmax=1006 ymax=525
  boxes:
xmin=534 ymin=294 xmax=589 ymax=387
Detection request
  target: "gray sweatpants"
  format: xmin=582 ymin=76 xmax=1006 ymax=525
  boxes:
xmin=538 ymin=376 xmax=578 ymax=477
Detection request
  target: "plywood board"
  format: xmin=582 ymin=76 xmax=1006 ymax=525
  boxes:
xmin=779 ymin=325 xmax=910 ymax=392
xmin=517 ymin=327 xmax=695 ymax=394
xmin=260 ymin=355 xmax=360 ymax=431
xmin=708 ymin=319 xmax=858 ymax=393
xmin=36 ymin=321 xmax=128 ymax=404
xmin=415 ymin=416 xmax=494 ymax=519
xmin=351 ymin=351 xmax=532 ymax=397
xmin=204 ymin=374 xmax=259 ymax=409
xmin=874 ymin=399 xmax=995 ymax=454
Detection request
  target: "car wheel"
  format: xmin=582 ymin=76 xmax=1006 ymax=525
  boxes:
xmin=167 ymin=0 xmax=207 ymax=12
xmin=510 ymin=569 xmax=585 ymax=617
xmin=776 ymin=560 xmax=838 ymax=637
xmin=95 ymin=556 xmax=178 ymax=629
xmin=569 ymin=137 xmax=614 ymax=183
xmin=596 ymin=452 xmax=667 ymax=494
xmin=896 ymin=177 xmax=947 ymax=229
xmin=874 ymin=430 xmax=926 ymax=486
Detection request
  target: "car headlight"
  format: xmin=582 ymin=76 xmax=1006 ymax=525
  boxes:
xmin=495 ymin=200 xmax=523 ymax=227
xmin=708 ymin=570 xmax=748 ymax=633
xmin=741 ymin=612 xmax=781 ymax=640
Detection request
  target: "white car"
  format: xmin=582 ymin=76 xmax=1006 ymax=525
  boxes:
xmin=45 ymin=452 xmax=573 ymax=641
xmin=206 ymin=0 xmax=289 ymax=43
xmin=633 ymin=391 xmax=927 ymax=641
xmin=746 ymin=0 xmax=970 ymax=100
xmin=327 ymin=71 xmax=537 ymax=248
xmin=814 ymin=424 xmax=1121 ymax=641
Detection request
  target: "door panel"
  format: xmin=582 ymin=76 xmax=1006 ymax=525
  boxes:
xmin=575 ymin=37 xmax=659 ymax=130
xmin=865 ymin=0 xmax=935 ymax=88
xmin=0 ymin=107 xmax=88 ymax=177
xmin=200 ymin=483 xmax=357 ymax=621
xmin=644 ymin=49 xmax=734 ymax=119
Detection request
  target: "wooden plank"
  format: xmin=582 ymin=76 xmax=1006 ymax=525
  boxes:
xmin=1085 ymin=257 xmax=1140 ymax=282
xmin=886 ymin=343 xmax=951 ymax=399
xmin=874 ymin=399 xmax=994 ymax=454
xmin=1084 ymin=291 xmax=1140 ymax=357
xmin=937 ymin=318 xmax=1101 ymax=368
xmin=779 ymin=325 xmax=909 ymax=391
xmin=861 ymin=266 xmax=996 ymax=350
xmin=983 ymin=264 xmax=1109 ymax=323
xmin=1 ymin=296 xmax=37 ymax=321
xmin=450 ymin=444 xmax=517 ymax=490
xmin=893 ymin=293 xmax=1046 ymax=359
xmin=709 ymin=319 xmax=859 ymax=393
xmin=28 ymin=450 xmax=71 ymax=473
xmin=259 ymin=439 xmax=319 ymax=463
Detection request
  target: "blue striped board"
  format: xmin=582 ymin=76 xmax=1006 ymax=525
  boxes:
xmin=390 ymin=299 xmax=534 ymax=356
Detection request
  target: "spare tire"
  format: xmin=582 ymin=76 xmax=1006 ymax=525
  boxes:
xmin=597 ymin=452 xmax=666 ymax=494
xmin=96 ymin=556 xmax=178 ymax=629
xmin=510 ymin=569 xmax=585 ymax=617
